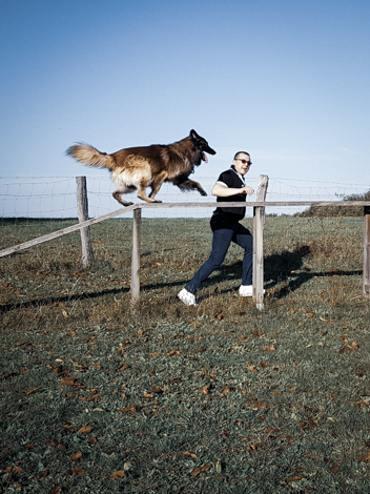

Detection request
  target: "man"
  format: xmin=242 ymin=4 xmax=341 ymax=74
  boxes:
xmin=177 ymin=151 xmax=255 ymax=306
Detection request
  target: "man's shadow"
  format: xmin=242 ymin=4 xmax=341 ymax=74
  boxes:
xmin=198 ymin=244 xmax=361 ymax=300
xmin=264 ymin=245 xmax=312 ymax=298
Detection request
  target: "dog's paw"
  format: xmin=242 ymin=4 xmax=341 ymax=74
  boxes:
xmin=153 ymin=199 xmax=162 ymax=203
xmin=199 ymin=190 xmax=207 ymax=196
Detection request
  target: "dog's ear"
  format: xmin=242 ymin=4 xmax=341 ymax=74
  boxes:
xmin=190 ymin=129 xmax=200 ymax=141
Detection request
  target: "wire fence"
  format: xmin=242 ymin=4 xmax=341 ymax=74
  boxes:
xmin=1 ymin=175 xmax=369 ymax=219
xmin=1 ymin=172 xmax=369 ymax=306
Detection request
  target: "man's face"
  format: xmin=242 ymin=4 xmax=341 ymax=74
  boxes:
xmin=233 ymin=153 xmax=252 ymax=175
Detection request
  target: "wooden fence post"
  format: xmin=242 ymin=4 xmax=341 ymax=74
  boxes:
xmin=76 ymin=176 xmax=93 ymax=268
xmin=131 ymin=207 xmax=142 ymax=304
xmin=364 ymin=206 xmax=370 ymax=297
xmin=253 ymin=175 xmax=269 ymax=310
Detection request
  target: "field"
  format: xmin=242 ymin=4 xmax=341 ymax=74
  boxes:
xmin=1 ymin=216 xmax=369 ymax=493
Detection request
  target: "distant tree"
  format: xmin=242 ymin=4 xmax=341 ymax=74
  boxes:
xmin=299 ymin=189 xmax=370 ymax=217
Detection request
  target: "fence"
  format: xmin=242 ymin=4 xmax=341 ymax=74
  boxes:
xmin=0 ymin=176 xmax=369 ymax=310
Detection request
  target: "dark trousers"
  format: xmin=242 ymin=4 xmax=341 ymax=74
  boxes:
xmin=185 ymin=222 xmax=253 ymax=294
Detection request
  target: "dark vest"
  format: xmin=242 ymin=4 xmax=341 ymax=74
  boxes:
xmin=211 ymin=167 xmax=246 ymax=227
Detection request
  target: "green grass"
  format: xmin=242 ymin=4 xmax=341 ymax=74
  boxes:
xmin=1 ymin=216 xmax=369 ymax=493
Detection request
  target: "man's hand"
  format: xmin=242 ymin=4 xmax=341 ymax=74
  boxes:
xmin=212 ymin=183 xmax=254 ymax=198
xmin=241 ymin=186 xmax=254 ymax=195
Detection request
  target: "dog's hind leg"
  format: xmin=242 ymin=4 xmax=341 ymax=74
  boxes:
xmin=112 ymin=189 xmax=134 ymax=207
xmin=149 ymin=171 xmax=168 ymax=201
xmin=137 ymin=179 xmax=162 ymax=204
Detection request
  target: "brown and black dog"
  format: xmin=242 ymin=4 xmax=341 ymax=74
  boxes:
xmin=66 ymin=129 xmax=216 ymax=206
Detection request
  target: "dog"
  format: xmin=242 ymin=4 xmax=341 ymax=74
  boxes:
xmin=66 ymin=129 xmax=216 ymax=206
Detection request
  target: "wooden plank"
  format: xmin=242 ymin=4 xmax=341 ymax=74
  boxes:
xmin=76 ymin=176 xmax=93 ymax=268
xmin=364 ymin=206 xmax=370 ymax=297
xmin=253 ymin=176 xmax=269 ymax=310
xmin=130 ymin=208 xmax=142 ymax=304
xmin=1 ymin=199 xmax=370 ymax=260
xmin=136 ymin=200 xmax=370 ymax=208
xmin=0 ymin=205 xmax=137 ymax=258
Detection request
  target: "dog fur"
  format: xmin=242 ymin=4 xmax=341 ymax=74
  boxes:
xmin=66 ymin=129 xmax=216 ymax=206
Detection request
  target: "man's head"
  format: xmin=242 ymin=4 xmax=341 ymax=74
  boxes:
xmin=233 ymin=151 xmax=252 ymax=176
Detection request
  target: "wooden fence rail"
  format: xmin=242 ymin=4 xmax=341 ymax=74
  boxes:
xmin=1 ymin=179 xmax=370 ymax=308
xmin=5 ymin=201 xmax=369 ymax=261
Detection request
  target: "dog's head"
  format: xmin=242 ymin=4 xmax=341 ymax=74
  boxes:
xmin=189 ymin=129 xmax=216 ymax=165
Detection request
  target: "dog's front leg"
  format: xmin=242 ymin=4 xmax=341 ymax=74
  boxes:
xmin=176 ymin=179 xmax=207 ymax=196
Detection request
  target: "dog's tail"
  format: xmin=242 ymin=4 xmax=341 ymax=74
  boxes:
xmin=66 ymin=143 xmax=114 ymax=170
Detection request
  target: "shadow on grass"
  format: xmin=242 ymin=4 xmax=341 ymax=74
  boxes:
xmin=264 ymin=245 xmax=361 ymax=299
xmin=0 ymin=245 xmax=362 ymax=313
xmin=187 ymin=244 xmax=362 ymax=301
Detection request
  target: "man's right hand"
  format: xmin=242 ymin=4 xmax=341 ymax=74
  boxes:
xmin=241 ymin=186 xmax=254 ymax=195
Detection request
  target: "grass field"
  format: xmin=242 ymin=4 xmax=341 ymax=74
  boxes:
xmin=1 ymin=216 xmax=369 ymax=493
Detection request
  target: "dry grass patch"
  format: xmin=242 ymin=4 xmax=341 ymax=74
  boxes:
xmin=1 ymin=216 xmax=369 ymax=493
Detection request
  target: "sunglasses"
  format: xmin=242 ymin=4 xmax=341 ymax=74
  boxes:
xmin=236 ymin=158 xmax=252 ymax=165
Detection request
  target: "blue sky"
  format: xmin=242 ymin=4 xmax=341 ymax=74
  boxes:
xmin=1 ymin=0 xmax=369 ymax=214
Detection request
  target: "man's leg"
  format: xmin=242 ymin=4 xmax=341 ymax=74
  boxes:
xmin=232 ymin=224 xmax=253 ymax=286
xmin=185 ymin=228 xmax=234 ymax=294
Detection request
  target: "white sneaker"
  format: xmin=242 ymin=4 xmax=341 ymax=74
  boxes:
xmin=239 ymin=285 xmax=266 ymax=297
xmin=177 ymin=288 xmax=197 ymax=306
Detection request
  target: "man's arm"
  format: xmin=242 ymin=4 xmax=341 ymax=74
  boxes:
xmin=212 ymin=182 xmax=254 ymax=197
